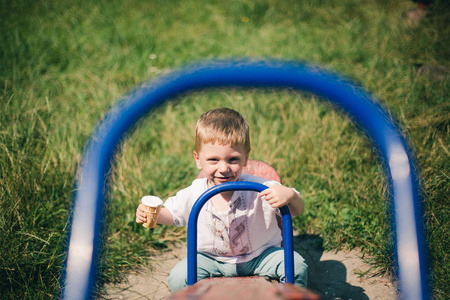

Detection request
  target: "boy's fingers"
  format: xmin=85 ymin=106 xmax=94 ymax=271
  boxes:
xmin=259 ymin=189 xmax=267 ymax=195
xmin=259 ymin=188 xmax=272 ymax=198
xmin=136 ymin=204 xmax=147 ymax=223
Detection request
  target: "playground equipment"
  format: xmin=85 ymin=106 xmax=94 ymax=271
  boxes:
xmin=62 ymin=59 xmax=428 ymax=299
xmin=171 ymin=160 xmax=317 ymax=299
xmin=173 ymin=180 xmax=318 ymax=300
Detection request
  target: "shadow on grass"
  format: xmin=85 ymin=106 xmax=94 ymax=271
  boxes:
xmin=294 ymin=234 xmax=369 ymax=300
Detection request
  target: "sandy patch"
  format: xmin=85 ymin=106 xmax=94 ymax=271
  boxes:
xmin=105 ymin=235 xmax=398 ymax=299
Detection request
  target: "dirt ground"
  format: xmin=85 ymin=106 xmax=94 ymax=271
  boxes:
xmin=105 ymin=235 xmax=398 ymax=299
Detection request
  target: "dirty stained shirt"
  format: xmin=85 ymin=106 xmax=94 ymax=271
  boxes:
xmin=163 ymin=174 xmax=297 ymax=264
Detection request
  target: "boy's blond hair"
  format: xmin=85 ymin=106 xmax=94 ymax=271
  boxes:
xmin=194 ymin=108 xmax=251 ymax=154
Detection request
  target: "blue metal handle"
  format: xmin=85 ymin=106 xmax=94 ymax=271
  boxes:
xmin=186 ymin=181 xmax=295 ymax=285
xmin=62 ymin=59 xmax=428 ymax=300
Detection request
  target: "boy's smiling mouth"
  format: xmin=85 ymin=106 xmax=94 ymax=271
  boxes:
xmin=213 ymin=175 xmax=234 ymax=183
xmin=208 ymin=176 xmax=234 ymax=189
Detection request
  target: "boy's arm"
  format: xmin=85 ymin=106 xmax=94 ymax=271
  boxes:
xmin=136 ymin=204 xmax=175 ymax=226
xmin=259 ymin=184 xmax=304 ymax=217
xmin=157 ymin=207 xmax=175 ymax=225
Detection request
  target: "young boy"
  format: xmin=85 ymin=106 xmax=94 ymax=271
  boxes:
xmin=136 ymin=108 xmax=307 ymax=292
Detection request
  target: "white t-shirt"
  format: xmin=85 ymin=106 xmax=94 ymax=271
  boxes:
xmin=163 ymin=174 xmax=297 ymax=263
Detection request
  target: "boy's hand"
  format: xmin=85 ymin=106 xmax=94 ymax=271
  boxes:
xmin=136 ymin=204 xmax=175 ymax=226
xmin=135 ymin=204 xmax=147 ymax=224
xmin=259 ymin=184 xmax=304 ymax=217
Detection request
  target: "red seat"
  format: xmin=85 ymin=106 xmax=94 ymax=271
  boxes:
xmin=167 ymin=276 xmax=320 ymax=300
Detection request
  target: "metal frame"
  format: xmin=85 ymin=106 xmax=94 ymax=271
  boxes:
xmin=62 ymin=59 xmax=428 ymax=300
xmin=186 ymin=181 xmax=295 ymax=285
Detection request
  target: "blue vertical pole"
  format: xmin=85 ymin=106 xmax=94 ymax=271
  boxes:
xmin=279 ymin=206 xmax=294 ymax=284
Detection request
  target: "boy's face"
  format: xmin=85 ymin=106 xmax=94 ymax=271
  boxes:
xmin=194 ymin=142 xmax=249 ymax=186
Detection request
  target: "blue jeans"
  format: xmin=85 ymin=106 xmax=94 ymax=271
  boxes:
xmin=168 ymin=247 xmax=308 ymax=292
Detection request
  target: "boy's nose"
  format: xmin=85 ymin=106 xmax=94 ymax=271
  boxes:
xmin=218 ymin=161 xmax=229 ymax=172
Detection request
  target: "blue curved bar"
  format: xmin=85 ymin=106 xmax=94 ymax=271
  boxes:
xmin=62 ymin=59 xmax=428 ymax=300
xmin=186 ymin=181 xmax=294 ymax=285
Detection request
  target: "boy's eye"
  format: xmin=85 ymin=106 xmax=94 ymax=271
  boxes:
xmin=229 ymin=157 xmax=240 ymax=163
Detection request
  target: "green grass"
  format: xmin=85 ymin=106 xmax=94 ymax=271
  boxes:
xmin=1 ymin=0 xmax=449 ymax=298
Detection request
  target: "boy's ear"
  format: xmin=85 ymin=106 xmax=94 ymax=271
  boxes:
xmin=243 ymin=154 xmax=249 ymax=167
xmin=193 ymin=150 xmax=202 ymax=170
